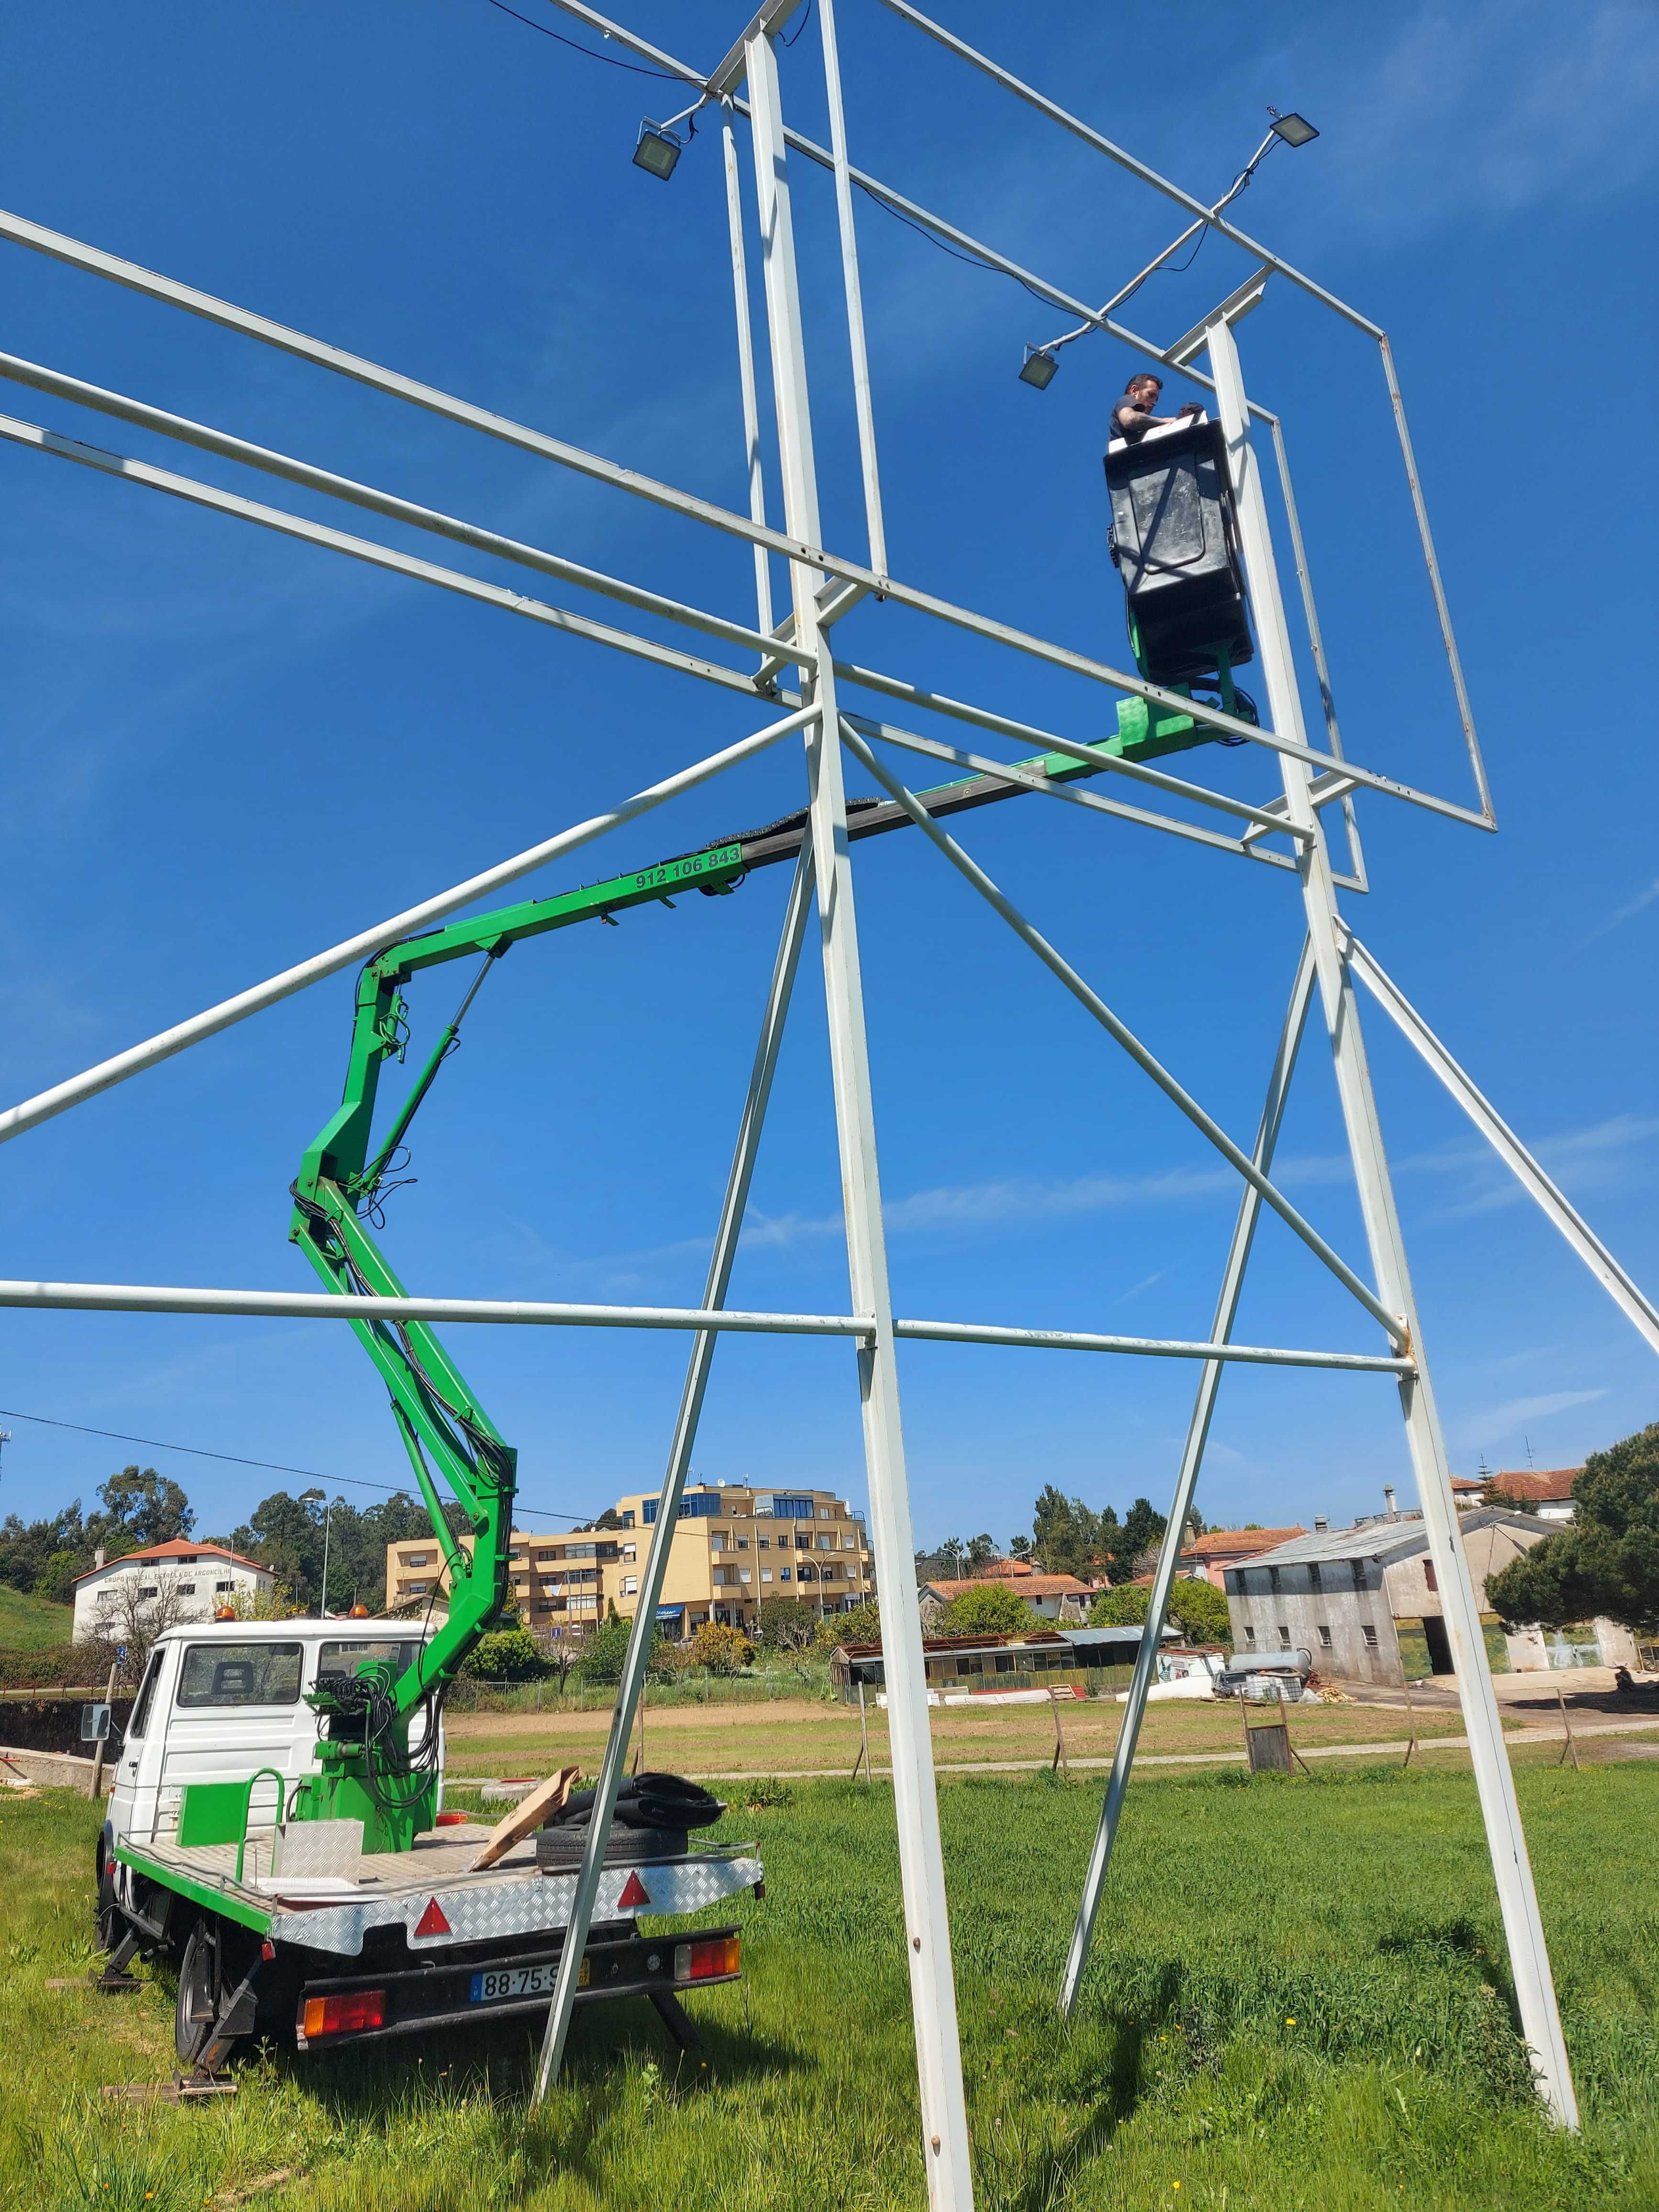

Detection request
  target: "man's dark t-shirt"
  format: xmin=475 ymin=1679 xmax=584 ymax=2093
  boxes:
xmin=1108 ymin=397 xmax=1157 ymax=445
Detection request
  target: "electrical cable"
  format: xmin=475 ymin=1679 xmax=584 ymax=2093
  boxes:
xmin=0 ymin=1404 xmax=601 ymax=1525
xmin=478 ymin=0 xmax=683 ymax=79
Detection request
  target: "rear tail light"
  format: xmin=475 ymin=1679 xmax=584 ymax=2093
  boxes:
xmin=302 ymin=1989 xmax=386 ymax=2040
xmin=674 ymin=1935 xmax=741 ymax=1984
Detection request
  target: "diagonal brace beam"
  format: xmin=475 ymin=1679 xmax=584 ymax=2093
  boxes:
xmin=1060 ymin=937 xmax=1317 ymax=2014
xmin=1343 ymin=927 xmax=1659 ymax=1358
xmin=840 ymin=722 xmax=1405 ymax=1348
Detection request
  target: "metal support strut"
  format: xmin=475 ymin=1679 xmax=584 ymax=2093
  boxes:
xmin=1205 ymin=307 xmax=1578 ymax=2130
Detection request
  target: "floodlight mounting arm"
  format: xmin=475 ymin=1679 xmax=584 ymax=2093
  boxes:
xmin=1027 ymin=128 xmax=1283 ymax=368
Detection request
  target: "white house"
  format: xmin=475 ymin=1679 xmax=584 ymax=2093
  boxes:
xmin=71 ymin=1537 xmax=277 ymax=1640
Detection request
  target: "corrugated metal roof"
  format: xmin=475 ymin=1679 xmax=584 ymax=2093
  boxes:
xmin=1239 ymin=1506 xmax=1548 ymax=1570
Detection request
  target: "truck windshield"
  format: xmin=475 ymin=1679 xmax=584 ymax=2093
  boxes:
xmin=127 ymin=1649 xmax=165 ymax=1739
xmin=177 ymin=1642 xmax=303 ymax=1708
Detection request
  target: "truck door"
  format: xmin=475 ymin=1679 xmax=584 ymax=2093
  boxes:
xmin=157 ymin=1640 xmax=313 ymax=1828
xmin=108 ymin=1643 xmax=170 ymax=1847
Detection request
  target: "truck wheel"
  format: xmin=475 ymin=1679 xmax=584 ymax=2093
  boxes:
xmin=175 ymin=1921 xmax=221 ymax=2068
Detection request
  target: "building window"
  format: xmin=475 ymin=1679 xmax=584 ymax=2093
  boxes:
xmin=738 ymin=1536 xmax=750 ymax=1549
xmin=1425 ymin=1559 xmax=1438 ymax=1592
xmin=1308 ymin=1563 xmax=1322 ymax=1593
xmin=1244 ymin=1625 xmax=1255 ymax=1646
xmin=757 ymin=1535 xmax=771 ymax=1550
xmin=139 ymin=1586 xmax=159 ymax=1599
xmin=177 ymin=1584 xmax=196 ymax=1596
xmin=761 ymin=1569 xmax=773 ymax=1583
xmin=623 ymin=1576 xmax=638 ymax=1596
xmin=623 ymin=1544 xmax=637 ymax=1562
xmin=817 ymin=1535 xmax=833 ymax=1551
xmin=1318 ymin=1624 xmax=1332 ymax=1648
xmin=215 ymin=1581 xmax=233 ymax=1592
xmin=405 ymin=1554 xmax=430 ymax=1569
xmin=739 ymin=1570 xmax=752 ymax=1585
xmin=1268 ymin=1566 xmax=1281 ymax=1593
xmin=1362 ymin=1624 xmax=1378 ymax=1649
xmin=1351 ymin=1561 xmax=1366 ymax=1592
xmin=409 ymin=1582 xmax=429 ymax=1595
xmin=1276 ymin=1624 xmax=1290 ymax=1648
xmin=780 ymin=1567 xmax=792 ymax=1582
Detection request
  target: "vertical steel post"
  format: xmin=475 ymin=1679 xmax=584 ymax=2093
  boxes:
xmin=1059 ymin=937 xmax=1316 ymax=2015
xmin=531 ymin=848 xmax=817 ymax=2104
xmin=746 ymin=26 xmax=975 ymax=2206
xmin=817 ymin=0 xmax=888 ymax=576
xmin=721 ymin=99 xmax=774 ymax=636
xmin=1206 ymin=309 xmax=1577 ymax=2129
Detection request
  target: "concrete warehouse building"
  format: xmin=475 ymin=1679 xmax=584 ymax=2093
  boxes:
xmin=1223 ymin=1505 xmax=1640 ymax=1684
xmin=386 ymin=1482 xmax=874 ymax=1641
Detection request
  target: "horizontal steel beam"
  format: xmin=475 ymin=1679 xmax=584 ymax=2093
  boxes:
xmin=0 ymin=1276 xmax=1412 ymax=1371
xmin=0 ymin=350 xmax=809 ymax=668
xmin=893 ymin=1316 xmax=1411 ymax=1373
xmin=0 ymin=704 xmax=820 ymax=1147
xmin=0 ymin=206 xmax=1481 ymax=824
xmin=0 ymin=411 xmax=769 ymax=700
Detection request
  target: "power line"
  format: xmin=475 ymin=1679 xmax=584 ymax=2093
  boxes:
xmin=478 ymin=0 xmax=683 ymax=81
xmin=0 ymin=1405 xmax=598 ymax=1526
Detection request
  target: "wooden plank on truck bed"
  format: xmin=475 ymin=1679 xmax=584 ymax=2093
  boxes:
xmin=469 ymin=1766 xmax=581 ymax=1871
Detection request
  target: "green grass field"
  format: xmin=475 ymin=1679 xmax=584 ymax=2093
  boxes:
xmin=2 ymin=1765 xmax=1656 ymax=2211
xmin=0 ymin=1585 xmax=74 ymax=1651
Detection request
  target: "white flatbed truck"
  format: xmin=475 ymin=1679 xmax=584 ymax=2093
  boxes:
xmin=97 ymin=1619 xmax=761 ymax=2080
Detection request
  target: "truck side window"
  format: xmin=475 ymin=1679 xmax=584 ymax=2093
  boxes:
xmin=127 ymin=1649 xmax=165 ymax=1739
xmin=177 ymin=1642 xmax=303 ymax=1707
xmin=316 ymin=1640 xmax=416 ymax=1692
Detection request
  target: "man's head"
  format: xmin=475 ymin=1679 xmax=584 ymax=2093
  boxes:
xmin=1125 ymin=373 xmax=1162 ymax=407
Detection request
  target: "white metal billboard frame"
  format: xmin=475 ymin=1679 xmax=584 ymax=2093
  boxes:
xmin=4 ymin=0 xmax=1654 ymax=2191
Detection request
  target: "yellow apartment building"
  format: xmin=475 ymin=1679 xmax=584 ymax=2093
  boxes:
xmin=607 ymin=1483 xmax=874 ymax=1638
xmin=384 ymin=1527 xmax=631 ymax=1642
xmin=385 ymin=1483 xmax=873 ymax=1642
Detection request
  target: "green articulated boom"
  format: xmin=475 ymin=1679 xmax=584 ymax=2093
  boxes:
xmin=286 ymin=700 xmax=1241 ymax=1849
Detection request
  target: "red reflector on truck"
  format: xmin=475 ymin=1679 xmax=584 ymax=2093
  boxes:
xmin=414 ymin=1897 xmax=452 ymax=1937
xmin=302 ymin=1990 xmax=386 ymax=2040
xmin=616 ymin=1870 xmax=651 ymax=1910
xmin=674 ymin=1935 xmax=741 ymax=1983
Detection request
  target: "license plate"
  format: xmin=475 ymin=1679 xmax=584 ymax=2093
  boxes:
xmin=469 ymin=1959 xmax=588 ymax=2004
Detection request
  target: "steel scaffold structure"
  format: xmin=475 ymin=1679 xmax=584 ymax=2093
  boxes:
xmin=6 ymin=0 xmax=1656 ymax=2192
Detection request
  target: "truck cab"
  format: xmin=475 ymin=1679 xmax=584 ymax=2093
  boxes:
xmin=106 ymin=1618 xmax=439 ymax=1870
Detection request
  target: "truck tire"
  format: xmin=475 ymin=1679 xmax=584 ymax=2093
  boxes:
xmin=175 ymin=1920 xmax=222 ymax=2069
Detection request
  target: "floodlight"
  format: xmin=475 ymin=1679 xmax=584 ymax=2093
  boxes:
xmin=633 ymin=122 xmax=683 ymax=180
xmin=1018 ymin=347 xmax=1059 ymax=391
xmin=1268 ymin=111 xmax=1318 ymax=148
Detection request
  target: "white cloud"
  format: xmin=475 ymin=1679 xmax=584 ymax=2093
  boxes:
xmin=1322 ymin=0 xmax=1659 ymax=239
xmin=1452 ymin=1386 xmax=1608 ymax=1448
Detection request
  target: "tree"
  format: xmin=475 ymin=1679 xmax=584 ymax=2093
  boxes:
xmin=92 ymin=1466 xmax=195 ymax=1552
xmin=1090 ymin=1583 xmax=1150 ymax=1626
xmin=1487 ymin=1424 xmax=1659 ymax=1636
xmin=574 ymin=1607 xmax=679 ymax=1685
xmin=965 ymin=1533 xmax=997 ymax=1571
xmin=1119 ymin=1496 xmax=1167 ymax=1569
xmin=462 ymin=1628 xmax=551 ymax=1681
xmin=934 ymin=1537 xmax=967 ymax=1577
xmin=687 ymin=1621 xmax=754 ymax=1675
xmin=818 ymin=1598 xmax=880 ymax=1648
xmin=934 ymin=1583 xmax=1040 ymax=1637
xmin=1030 ymin=1486 xmax=1084 ymax=1575
xmin=1006 ymin=1535 xmax=1034 ymax=1562
xmin=87 ymin=1566 xmax=195 ymax=1674
xmin=754 ymin=1597 xmax=818 ymax=1651
xmin=1167 ymin=1577 xmax=1231 ymax=1646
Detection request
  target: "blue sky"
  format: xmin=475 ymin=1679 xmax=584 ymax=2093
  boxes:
xmin=0 ymin=0 xmax=1654 ymax=1556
